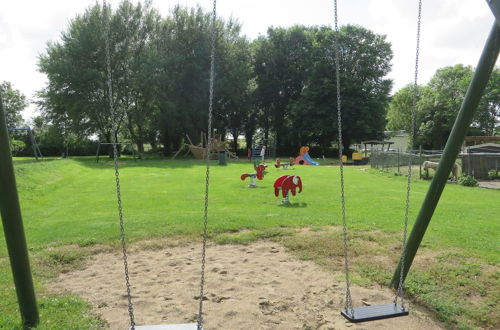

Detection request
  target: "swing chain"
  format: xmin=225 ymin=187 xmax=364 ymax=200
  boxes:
xmin=198 ymin=1 xmax=217 ymax=329
xmin=103 ymin=0 xmax=136 ymax=328
xmin=333 ymin=0 xmax=354 ymax=316
xmin=396 ymin=0 xmax=422 ymax=308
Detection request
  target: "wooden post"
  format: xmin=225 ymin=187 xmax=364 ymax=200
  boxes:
xmin=419 ymin=145 xmax=422 ymax=179
xmin=397 ymin=148 xmax=400 ymax=175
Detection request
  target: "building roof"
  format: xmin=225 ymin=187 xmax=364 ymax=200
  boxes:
xmin=465 ymin=136 xmax=500 ymax=142
xmin=361 ymin=140 xmax=394 ymax=145
xmin=467 ymin=143 xmax=500 ymax=153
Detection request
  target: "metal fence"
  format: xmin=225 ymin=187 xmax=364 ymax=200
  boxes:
xmin=371 ymin=149 xmax=500 ymax=180
xmin=370 ymin=150 xmax=428 ymax=178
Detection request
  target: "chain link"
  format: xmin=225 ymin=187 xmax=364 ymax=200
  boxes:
xmin=197 ymin=1 xmax=217 ymax=329
xmin=333 ymin=0 xmax=354 ymax=317
xmin=103 ymin=1 xmax=136 ymax=328
xmin=396 ymin=0 xmax=422 ymax=309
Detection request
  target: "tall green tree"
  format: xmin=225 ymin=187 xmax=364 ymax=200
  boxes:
xmin=386 ymin=84 xmax=424 ymax=137
xmin=253 ymin=26 xmax=314 ymax=153
xmin=0 ymin=81 xmax=27 ymax=128
xmin=38 ymin=4 xmax=113 ymax=143
xmin=417 ymin=65 xmax=499 ymax=148
xmin=215 ymin=22 xmax=253 ymax=152
xmin=288 ymin=25 xmax=393 ymax=152
xmin=38 ymin=1 xmax=161 ymax=153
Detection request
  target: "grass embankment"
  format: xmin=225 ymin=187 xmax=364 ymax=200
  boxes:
xmin=0 ymin=157 xmax=498 ymax=329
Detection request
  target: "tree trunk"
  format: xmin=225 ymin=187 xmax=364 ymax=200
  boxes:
xmin=232 ymin=129 xmax=239 ymax=153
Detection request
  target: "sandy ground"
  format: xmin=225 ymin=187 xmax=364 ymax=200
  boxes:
xmin=52 ymin=241 xmax=442 ymax=329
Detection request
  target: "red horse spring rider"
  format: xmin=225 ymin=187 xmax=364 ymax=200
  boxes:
xmin=274 ymin=175 xmax=302 ymax=204
xmin=241 ymin=164 xmax=266 ymax=188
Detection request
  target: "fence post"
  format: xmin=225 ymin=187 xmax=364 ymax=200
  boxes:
xmin=419 ymin=145 xmax=422 ymax=179
xmin=467 ymin=147 xmax=472 ymax=176
xmin=397 ymin=148 xmax=400 ymax=175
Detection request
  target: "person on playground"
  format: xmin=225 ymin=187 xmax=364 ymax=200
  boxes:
xmin=260 ymin=146 xmax=266 ymax=163
xmin=247 ymin=148 xmax=251 ymax=160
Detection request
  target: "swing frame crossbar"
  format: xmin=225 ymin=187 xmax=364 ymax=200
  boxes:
xmin=341 ymin=303 xmax=408 ymax=323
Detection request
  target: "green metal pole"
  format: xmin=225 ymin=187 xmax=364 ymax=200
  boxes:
xmin=391 ymin=21 xmax=500 ymax=288
xmin=0 ymin=94 xmax=39 ymax=326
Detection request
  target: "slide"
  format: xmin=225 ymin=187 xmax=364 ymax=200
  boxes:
xmin=302 ymin=153 xmax=319 ymax=166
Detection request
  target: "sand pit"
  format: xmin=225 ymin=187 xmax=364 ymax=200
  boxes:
xmin=52 ymin=241 xmax=442 ymax=329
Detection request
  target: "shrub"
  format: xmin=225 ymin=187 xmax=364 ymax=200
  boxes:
xmin=487 ymin=170 xmax=500 ymax=180
xmin=10 ymin=139 xmax=26 ymax=155
xmin=459 ymin=175 xmax=477 ymax=187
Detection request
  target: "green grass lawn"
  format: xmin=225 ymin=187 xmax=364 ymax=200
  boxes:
xmin=1 ymin=157 xmax=498 ymax=329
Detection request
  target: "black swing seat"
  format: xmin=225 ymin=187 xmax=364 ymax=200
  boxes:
xmin=134 ymin=324 xmax=200 ymax=330
xmin=341 ymin=303 xmax=409 ymax=323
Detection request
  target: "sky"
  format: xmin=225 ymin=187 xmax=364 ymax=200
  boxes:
xmin=0 ymin=0 xmax=496 ymax=121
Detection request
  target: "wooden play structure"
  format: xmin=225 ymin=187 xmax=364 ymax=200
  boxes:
xmin=171 ymin=133 xmax=238 ymax=160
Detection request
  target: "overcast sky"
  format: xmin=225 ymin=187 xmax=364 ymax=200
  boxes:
xmin=0 ymin=0 xmax=496 ymax=121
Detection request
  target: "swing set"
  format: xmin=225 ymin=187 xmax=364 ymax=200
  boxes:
xmin=1 ymin=0 xmax=499 ymax=329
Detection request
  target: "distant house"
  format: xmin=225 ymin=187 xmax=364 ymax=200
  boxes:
xmin=462 ymin=143 xmax=500 ymax=179
xmin=385 ymin=130 xmax=410 ymax=151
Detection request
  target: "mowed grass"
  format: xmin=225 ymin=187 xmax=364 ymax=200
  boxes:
xmin=0 ymin=157 xmax=499 ymax=329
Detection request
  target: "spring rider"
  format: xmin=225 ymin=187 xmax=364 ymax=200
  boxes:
xmin=274 ymin=175 xmax=302 ymax=204
xmin=241 ymin=164 xmax=266 ymax=188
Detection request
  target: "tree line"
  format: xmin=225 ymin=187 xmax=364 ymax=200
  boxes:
xmin=387 ymin=65 xmax=499 ymax=149
xmin=33 ymin=1 xmax=392 ymax=157
xmin=3 ymin=1 xmax=498 ymax=157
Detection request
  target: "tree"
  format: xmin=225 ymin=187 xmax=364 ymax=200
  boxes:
xmin=38 ymin=1 xmax=161 ymax=155
xmin=386 ymin=84 xmax=424 ymax=142
xmin=288 ymin=25 xmax=393 ymax=152
xmin=253 ymin=26 xmax=314 ymax=154
xmin=38 ymin=4 xmax=114 ymax=144
xmin=0 ymin=81 xmax=27 ymax=128
xmin=112 ymin=1 xmax=161 ymax=157
xmin=214 ymin=22 xmax=253 ymax=153
xmin=477 ymin=68 xmax=499 ymax=136
xmin=417 ymin=65 xmax=499 ymax=149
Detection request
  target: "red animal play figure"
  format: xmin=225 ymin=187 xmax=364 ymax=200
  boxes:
xmin=274 ymin=175 xmax=302 ymax=203
xmin=241 ymin=164 xmax=266 ymax=188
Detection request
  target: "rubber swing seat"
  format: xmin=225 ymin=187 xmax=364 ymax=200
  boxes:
xmin=134 ymin=324 xmax=200 ymax=330
xmin=341 ymin=303 xmax=409 ymax=323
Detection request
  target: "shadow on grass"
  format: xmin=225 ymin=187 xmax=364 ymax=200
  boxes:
xmin=277 ymin=202 xmax=308 ymax=208
xmin=70 ymin=156 xmax=239 ymax=170
xmin=12 ymin=157 xmax=60 ymax=165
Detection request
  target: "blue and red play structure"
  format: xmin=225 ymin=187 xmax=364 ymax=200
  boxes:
xmin=295 ymin=146 xmax=319 ymax=166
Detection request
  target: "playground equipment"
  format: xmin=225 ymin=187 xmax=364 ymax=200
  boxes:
xmin=274 ymin=157 xmax=295 ymax=169
xmin=241 ymin=164 xmax=266 ymax=188
xmin=273 ymin=175 xmax=303 ymax=204
xmin=0 ymin=93 xmax=39 ymax=328
xmin=2 ymin=0 xmax=497 ymax=328
xmin=295 ymin=146 xmax=319 ymax=165
xmin=171 ymin=133 xmax=236 ymax=161
xmin=8 ymin=127 xmax=43 ymax=160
